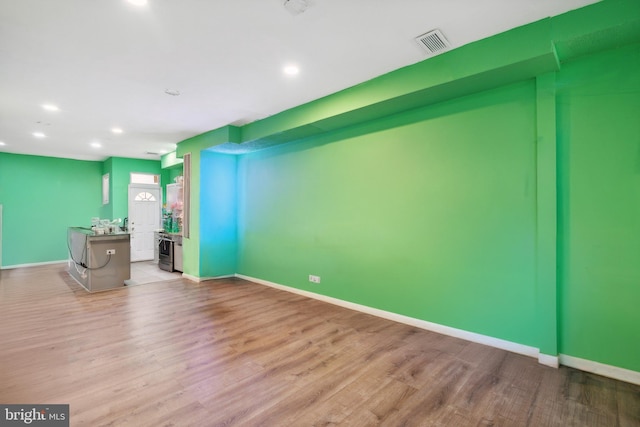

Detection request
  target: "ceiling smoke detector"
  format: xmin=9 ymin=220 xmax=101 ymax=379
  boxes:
xmin=284 ymin=0 xmax=311 ymax=15
xmin=415 ymin=29 xmax=450 ymax=55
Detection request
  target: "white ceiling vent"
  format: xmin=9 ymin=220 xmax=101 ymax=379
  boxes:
xmin=415 ymin=29 xmax=450 ymax=55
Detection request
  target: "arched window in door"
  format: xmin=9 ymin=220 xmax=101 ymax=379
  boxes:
xmin=134 ymin=192 xmax=157 ymax=202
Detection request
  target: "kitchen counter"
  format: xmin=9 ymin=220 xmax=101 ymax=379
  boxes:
xmin=67 ymin=227 xmax=131 ymax=292
xmin=69 ymin=226 xmax=129 ymax=237
xmin=158 ymin=231 xmax=182 ymax=242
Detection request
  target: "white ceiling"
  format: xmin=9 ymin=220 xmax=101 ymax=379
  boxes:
xmin=0 ymin=0 xmax=598 ymax=161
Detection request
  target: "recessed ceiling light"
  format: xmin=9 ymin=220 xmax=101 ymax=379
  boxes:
xmin=164 ymin=89 xmax=181 ymax=96
xmin=283 ymin=64 xmax=300 ymax=76
xmin=42 ymin=104 xmax=59 ymax=112
xmin=284 ymin=0 xmax=311 ymax=15
xmin=33 ymin=132 xmax=46 ymax=138
xmin=127 ymin=0 xmax=148 ymax=6
xmin=91 ymin=142 xmax=102 ymax=148
xmin=111 ymin=127 xmax=123 ymax=134
xmin=0 ymin=141 xmax=6 ymax=146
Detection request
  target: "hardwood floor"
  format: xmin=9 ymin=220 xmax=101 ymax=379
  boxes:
xmin=0 ymin=264 xmax=638 ymax=426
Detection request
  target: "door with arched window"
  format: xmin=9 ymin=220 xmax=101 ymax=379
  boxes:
xmin=128 ymin=184 xmax=161 ymax=261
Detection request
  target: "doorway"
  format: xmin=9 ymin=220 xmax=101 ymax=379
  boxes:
xmin=128 ymin=184 xmax=161 ymax=262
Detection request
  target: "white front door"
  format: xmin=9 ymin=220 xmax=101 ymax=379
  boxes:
xmin=128 ymin=185 xmax=161 ymax=262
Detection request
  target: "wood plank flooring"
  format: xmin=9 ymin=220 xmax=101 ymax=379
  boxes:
xmin=0 ymin=264 xmax=638 ymax=426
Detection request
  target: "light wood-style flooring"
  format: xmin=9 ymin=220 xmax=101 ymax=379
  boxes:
xmin=0 ymin=264 xmax=638 ymax=426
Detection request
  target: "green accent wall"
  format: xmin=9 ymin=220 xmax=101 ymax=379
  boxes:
xmin=0 ymin=154 xmax=162 ymax=267
xmin=237 ymin=81 xmax=539 ymax=345
xmin=557 ymin=43 xmax=640 ymax=372
xmin=200 ymin=151 xmax=237 ymax=277
xmin=176 ymin=127 xmax=239 ymax=278
xmin=102 ymin=157 xmax=162 ymax=221
xmin=0 ymin=153 xmax=103 ymax=266
xmin=535 ymin=72 xmax=559 ymax=357
xmin=181 ymin=0 xmax=640 ymax=375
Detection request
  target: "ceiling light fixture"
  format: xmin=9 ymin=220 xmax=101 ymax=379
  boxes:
xmin=0 ymin=141 xmax=6 ymax=146
xmin=91 ymin=142 xmax=102 ymax=148
xmin=42 ymin=104 xmax=59 ymax=112
xmin=164 ymin=89 xmax=180 ymax=96
xmin=284 ymin=0 xmax=311 ymax=15
xmin=111 ymin=127 xmax=123 ymax=134
xmin=127 ymin=0 xmax=148 ymax=6
xmin=33 ymin=132 xmax=46 ymax=138
xmin=283 ymin=64 xmax=300 ymax=76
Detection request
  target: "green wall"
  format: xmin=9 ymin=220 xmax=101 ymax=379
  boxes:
xmin=557 ymin=43 xmax=640 ymax=372
xmin=0 ymin=154 xmax=162 ymax=267
xmin=237 ymin=81 xmax=538 ymax=346
xmin=103 ymin=157 xmax=162 ymax=221
xmin=200 ymin=151 xmax=237 ymax=277
xmin=0 ymin=153 xmax=103 ymax=266
xmin=188 ymin=0 xmax=640 ymax=375
xmin=176 ymin=127 xmax=239 ymax=278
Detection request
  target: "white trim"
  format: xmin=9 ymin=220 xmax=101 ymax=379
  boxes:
xmin=129 ymin=172 xmax=160 ymax=185
xmin=102 ymin=173 xmax=110 ymax=205
xmin=181 ymin=273 xmax=234 ymax=283
xmin=538 ymin=353 xmax=560 ymax=368
xmin=236 ymin=274 xmax=539 ymax=359
xmin=560 ymin=354 xmax=640 ymax=386
xmin=2 ymin=260 xmax=67 ymax=270
xmin=229 ymin=274 xmax=640 ymax=384
xmin=182 ymin=273 xmax=208 ymax=282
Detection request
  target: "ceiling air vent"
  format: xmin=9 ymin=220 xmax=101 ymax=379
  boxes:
xmin=415 ymin=29 xmax=450 ymax=55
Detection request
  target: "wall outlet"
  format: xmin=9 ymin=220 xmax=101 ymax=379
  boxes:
xmin=309 ymin=275 xmax=321 ymax=284
xmin=106 ymin=249 xmax=116 ymax=255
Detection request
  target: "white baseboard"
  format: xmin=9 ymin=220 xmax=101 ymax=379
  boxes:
xmin=235 ymin=275 xmax=640 ymax=385
xmin=236 ymin=274 xmax=539 ymax=358
xmin=560 ymin=354 xmax=640 ymax=386
xmin=182 ymin=273 xmax=234 ymax=283
xmin=538 ymin=353 xmax=560 ymax=368
xmin=182 ymin=273 xmax=210 ymax=282
xmin=2 ymin=260 xmax=67 ymax=270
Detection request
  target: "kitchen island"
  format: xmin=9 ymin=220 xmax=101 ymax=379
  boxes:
xmin=67 ymin=227 xmax=131 ymax=292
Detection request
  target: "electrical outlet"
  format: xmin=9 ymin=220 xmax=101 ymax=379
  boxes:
xmin=309 ymin=275 xmax=321 ymax=284
xmin=106 ymin=249 xmax=116 ymax=255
